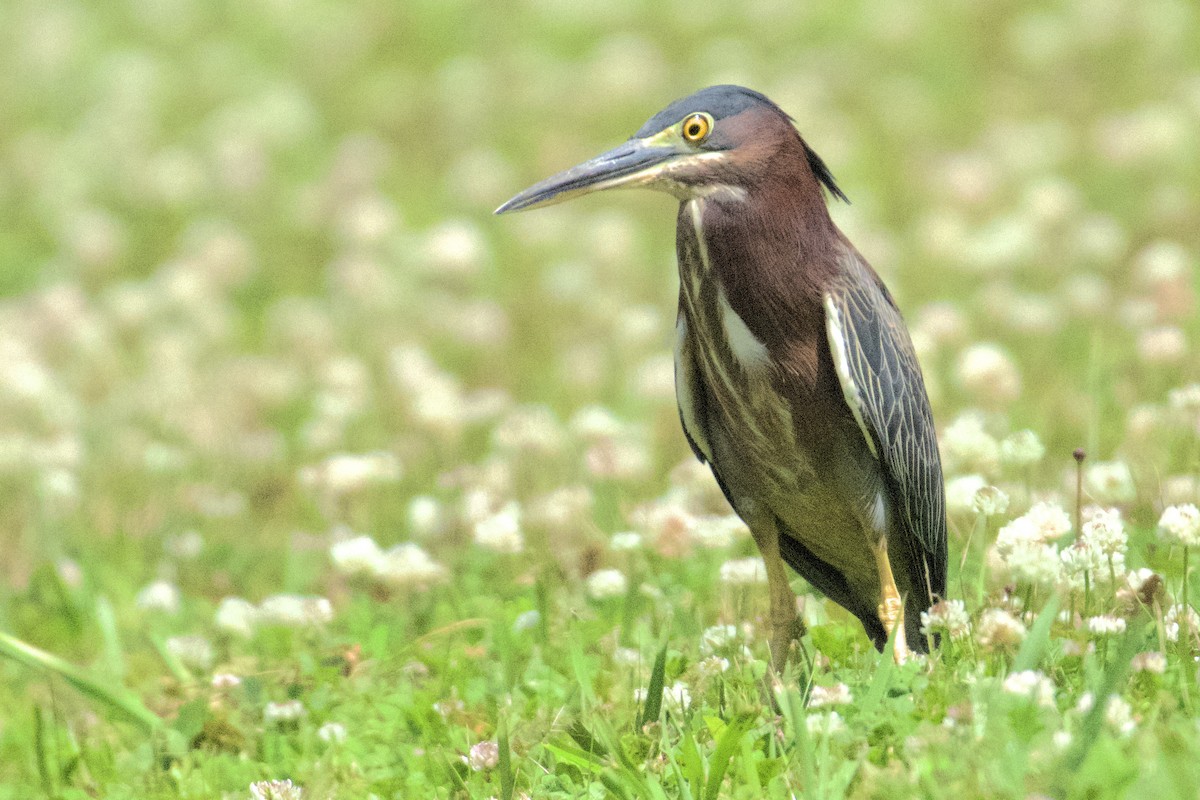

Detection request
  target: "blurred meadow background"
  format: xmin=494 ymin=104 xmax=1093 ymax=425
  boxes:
xmin=1 ymin=0 xmax=1199 ymax=797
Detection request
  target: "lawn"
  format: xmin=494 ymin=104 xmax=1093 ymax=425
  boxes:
xmin=1 ymin=0 xmax=1199 ymax=797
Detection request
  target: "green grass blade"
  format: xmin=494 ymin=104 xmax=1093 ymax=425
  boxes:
xmin=498 ymin=713 xmax=515 ymax=800
xmin=33 ymin=706 xmax=55 ymax=795
xmin=542 ymin=742 xmax=607 ymax=773
xmin=569 ymin=636 xmax=596 ymax=710
xmin=666 ymin=749 xmax=697 ymax=800
xmin=567 ymin=718 xmax=607 ymax=756
xmin=703 ymin=714 xmax=752 ymax=800
xmin=679 ymin=726 xmax=705 ymax=796
xmin=1014 ymin=594 xmax=1060 ymax=672
xmin=150 ymin=635 xmax=191 ymax=683
xmin=638 ymin=642 xmax=668 ymax=729
xmin=94 ymin=597 xmax=125 ymax=683
xmin=861 ymin=635 xmax=898 ymax=715
xmin=779 ymin=685 xmax=815 ymax=788
xmin=0 ymin=631 xmax=160 ymax=731
xmin=1063 ymin=624 xmax=1145 ymax=774
xmin=598 ymin=771 xmax=634 ymax=800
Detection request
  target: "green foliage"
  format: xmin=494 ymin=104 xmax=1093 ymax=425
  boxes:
xmin=0 ymin=0 xmax=1197 ymax=797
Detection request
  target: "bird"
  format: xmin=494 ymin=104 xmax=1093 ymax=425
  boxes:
xmin=496 ymin=85 xmax=946 ymax=668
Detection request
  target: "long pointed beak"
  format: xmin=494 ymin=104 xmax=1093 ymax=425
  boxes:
xmin=494 ymin=139 xmax=677 ymax=214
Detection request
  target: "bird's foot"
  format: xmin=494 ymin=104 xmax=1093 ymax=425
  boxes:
xmin=768 ymin=609 xmax=807 ymax=674
xmin=878 ymin=595 xmax=909 ymax=664
xmin=872 ymin=538 xmax=911 ymax=665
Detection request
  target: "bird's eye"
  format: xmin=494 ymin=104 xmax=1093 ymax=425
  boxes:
xmin=681 ymin=113 xmax=711 ymax=143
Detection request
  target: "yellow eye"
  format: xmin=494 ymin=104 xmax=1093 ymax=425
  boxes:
xmin=681 ymin=113 xmax=711 ymax=143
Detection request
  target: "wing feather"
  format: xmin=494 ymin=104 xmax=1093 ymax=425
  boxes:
xmin=823 ymin=256 xmax=947 ymax=597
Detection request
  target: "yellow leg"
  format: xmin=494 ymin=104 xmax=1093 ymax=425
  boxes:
xmin=750 ymin=520 xmax=805 ymax=674
xmin=873 ymin=538 xmax=909 ymax=664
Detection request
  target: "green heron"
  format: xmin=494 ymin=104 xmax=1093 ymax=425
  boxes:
xmin=497 ymin=85 xmax=946 ymax=667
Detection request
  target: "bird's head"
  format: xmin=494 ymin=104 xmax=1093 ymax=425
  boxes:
xmin=496 ymin=84 xmax=847 ymax=214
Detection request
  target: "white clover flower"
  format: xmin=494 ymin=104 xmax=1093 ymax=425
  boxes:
xmin=806 ymin=711 xmax=845 ymax=737
xmin=513 ymin=610 xmax=541 ymax=633
xmin=1023 ymin=502 xmax=1073 ymax=540
xmin=56 ymin=559 xmax=83 ymax=589
xmin=329 ymin=535 xmax=383 ymax=576
xmin=1080 ymin=507 xmax=1127 ymax=556
xmin=569 ymin=405 xmax=625 ymax=439
xmin=215 ymin=597 xmax=258 ymax=638
xmin=264 ymin=700 xmax=306 ymax=725
xmin=976 ymin=608 xmax=1026 ymax=650
xmin=912 ymin=302 xmax=968 ymax=347
xmin=473 ymin=502 xmax=524 ymax=554
xmin=995 ymin=504 xmax=1069 ymax=558
xmin=691 ymin=515 xmax=748 ymax=548
xmin=697 ymin=656 xmax=730 ymax=676
xmin=972 ymin=485 xmax=1010 ymax=517
xmin=664 ymin=681 xmax=691 ymax=713
xmin=1104 ymin=696 xmax=1136 ymax=737
xmin=1059 ymin=540 xmax=1124 ymax=592
xmin=957 ymin=343 xmax=1021 ymax=404
xmin=1158 ymin=504 xmax=1200 ymax=547
xmin=586 ymin=568 xmax=628 ymax=600
xmin=258 ymin=595 xmax=333 ymax=627
xmin=628 ymin=496 xmax=696 ymax=557
xmin=1164 ymin=604 xmax=1200 ymax=643
xmin=610 ymin=531 xmax=643 ymax=551
xmin=526 ymin=486 xmax=593 ymax=530
xmin=999 ymin=430 xmax=1045 ymax=468
xmin=1086 ymin=616 xmax=1127 ymax=636
xmin=701 ymin=624 xmax=739 ymax=654
xmin=613 ymin=647 xmax=642 ymax=665
xmin=920 ymin=599 xmax=971 ymax=640
xmin=212 ymin=672 xmax=242 ymax=689
xmin=941 ymin=413 xmax=1000 ymax=474
xmin=809 ymin=683 xmax=853 ymax=708
xmin=136 ymin=580 xmax=181 ymax=614
xmin=1125 ymin=568 xmax=1158 ymax=595
xmin=317 ymin=721 xmax=347 ymax=743
xmin=1003 ymin=539 xmax=1061 ymax=588
xmin=423 ymin=219 xmax=486 ymax=276
xmin=1085 ymin=461 xmax=1136 ymax=505
xmin=1075 ymin=693 xmax=1136 ymax=737
xmin=945 ymin=474 xmax=988 ymax=515
xmin=166 ymin=635 xmax=215 ymax=672
xmin=375 ymin=543 xmax=447 ymax=589
xmin=719 ymin=557 xmax=767 ymax=587
xmin=408 ymin=495 xmax=443 ymax=537
xmin=492 ymin=405 xmax=566 ymax=454
xmin=433 ymin=696 xmax=464 ymax=720
xmin=1138 ymin=326 xmax=1187 ymax=364
xmin=1002 ymin=670 xmax=1056 ymax=708
xmin=994 ymin=516 xmax=1040 ymax=555
xmin=1163 ymin=476 xmax=1200 ymax=505
xmin=250 ymin=779 xmax=303 ymax=800
xmin=585 ymin=437 xmax=651 ymax=480
xmin=1131 ymin=651 xmax=1167 ymax=674
xmin=467 ymin=740 xmax=499 ymax=771
xmin=165 ymin=530 xmax=204 ymax=560
xmin=298 ymin=451 xmax=401 ymax=497
xmin=1168 ymin=383 xmax=1200 ymax=414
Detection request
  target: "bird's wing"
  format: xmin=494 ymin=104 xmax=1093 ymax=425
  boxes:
xmin=822 ymin=257 xmax=947 ymax=597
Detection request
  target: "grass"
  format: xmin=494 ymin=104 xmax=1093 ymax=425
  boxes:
xmin=1 ymin=0 xmax=1200 ymax=797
